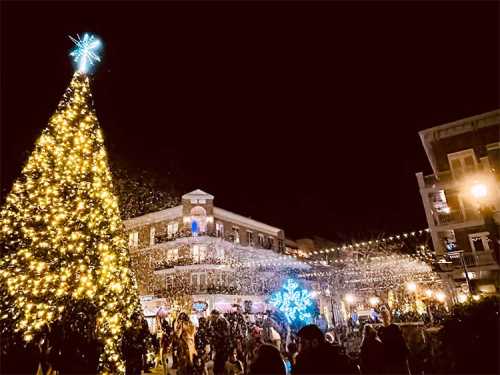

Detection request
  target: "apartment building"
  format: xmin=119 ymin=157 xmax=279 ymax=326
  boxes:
xmin=416 ymin=109 xmax=500 ymax=295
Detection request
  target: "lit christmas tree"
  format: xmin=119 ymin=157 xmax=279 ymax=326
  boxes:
xmin=0 ymin=34 xmax=142 ymax=374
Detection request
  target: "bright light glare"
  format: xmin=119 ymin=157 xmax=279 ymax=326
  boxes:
xmin=435 ymin=291 xmax=446 ymax=302
xmin=369 ymin=296 xmax=380 ymax=306
xmin=472 ymin=295 xmax=481 ymax=301
xmin=457 ymin=293 xmax=467 ymax=303
xmin=345 ymin=294 xmax=355 ymax=304
xmin=406 ymin=282 xmax=417 ymax=292
xmin=425 ymin=289 xmax=433 ymax=298
xmin=69 ymin=33 xmax=102 ymax=74
xmin=470 ymin=183 xmax=488 ymax=200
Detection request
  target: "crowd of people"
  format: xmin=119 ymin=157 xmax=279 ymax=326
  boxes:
xmin=135 ymin=306 xmax=412 ymax=375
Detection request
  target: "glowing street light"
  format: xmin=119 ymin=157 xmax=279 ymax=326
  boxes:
xmin=470 ymin=183 xmax=488 ymax=200
xmin=425 ymin=289 xmax=433 ymax=298
xmin=457 ymin=293 xmax=467 ymax=303
xmin=345 ymin=294 xmax=355 ymax=304
xmin=472 ymin=295 xmax=481 ymax=301
xmin=369 ymin=296 xmax=380 ymax=306
xmin=406 ymin=282 xmax=417 ymax=293
xmin=435 ymin=291 xmax=446 ymax=302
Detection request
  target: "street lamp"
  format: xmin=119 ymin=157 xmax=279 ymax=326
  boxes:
xmin=435 ymin=291 xmax=446 ymax=303
xmin=470 ymin=183 xmax=488 ymax=200
xmin=469 ymin=181 xmax=500 ymax=265
xmin=406 ymin=282 xmax=417 ymax=293
xmin=345 ymin=294 xmax=355 ymax=304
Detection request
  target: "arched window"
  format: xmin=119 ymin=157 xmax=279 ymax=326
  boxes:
xmin=190 ymin=206 xmax=207 ymax=234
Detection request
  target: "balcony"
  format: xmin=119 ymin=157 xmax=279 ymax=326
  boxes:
xmin=440 ymin=251 xmax=498 ymax=271
xmin=423 ymin=171 xmax=453 ymax=188
xmin=153 ymin=256 xmax=225 ymax=271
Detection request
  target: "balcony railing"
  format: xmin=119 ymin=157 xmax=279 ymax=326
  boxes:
xmin=423 ymin=171 xmax=453 ymax=187
xmin=441 ymin=251 xmax=497 ymax=270
xmin=153 ymin=256 xmax=226 ymax=270
xmin=153 ymin=231 xmax=277 ymax=250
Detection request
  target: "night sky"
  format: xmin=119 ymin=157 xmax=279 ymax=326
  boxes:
xmin=1 ymin=2 xmax=499 ymax=241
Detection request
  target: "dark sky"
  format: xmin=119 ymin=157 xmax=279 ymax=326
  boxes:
xmin=1 ymin=2 xmax=499 ymax=240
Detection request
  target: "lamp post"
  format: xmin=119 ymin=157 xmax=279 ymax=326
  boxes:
xmin=470 ymin=182 xmax=500 ymax=265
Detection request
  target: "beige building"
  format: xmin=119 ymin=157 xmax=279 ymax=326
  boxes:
xmin=416 ymin=109 xmax=500 ymax=296
xmin=124 ymin=189 xmax=308 ymax=317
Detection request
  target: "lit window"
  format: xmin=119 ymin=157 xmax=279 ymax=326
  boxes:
xmin=167 ymin=222 xmax=179 ymax=236
xmin=233 ymin=227 xmax=240 ymax=244
xmin=247 ymin=231 xmax=254 ymax=246
xmin=268 ymin=237 xmax=274 ymax=249
xmin=192 ymin=245 xmax=207 ymax=262
xmin=216 ymin=222 xmax=224 ymax=237
xmin=258 ymin=234 xmax=265 ymax=247
xmin=191 ymin=274 xmax=199 ymax=289
xmin=469 ymin=232 xmax=490 ymax=252
xmin=150 ymin=227 xmax=155 ymax=246
xmin=128 ymin=231 xmax=139 ymax=247
xmin=448 ymin=149 xmax=477 ymax=180
xmin=167 ymin=248 xmax=179 ymax=261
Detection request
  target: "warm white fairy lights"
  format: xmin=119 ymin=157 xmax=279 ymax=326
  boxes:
xmin=0 ymin=64 xmax=141 ymax=373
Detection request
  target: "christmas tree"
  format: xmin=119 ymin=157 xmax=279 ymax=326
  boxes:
xmin=0 ymin=34 xmax=142 ymax=374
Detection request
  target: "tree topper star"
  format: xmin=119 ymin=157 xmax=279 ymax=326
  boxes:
xmin=69 ymin=33 xmax=102 ymax=74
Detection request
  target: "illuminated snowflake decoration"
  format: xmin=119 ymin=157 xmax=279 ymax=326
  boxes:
xmin=270 ymin=279 xmax=313 ymax=325
xmin=69 ymin=33 xmax=102 ymax=74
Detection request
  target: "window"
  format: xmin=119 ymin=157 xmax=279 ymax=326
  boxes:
xmin=432 ymin=190 xmax=450 ymax=214
xmin=200 ymin=274 xmax=206 ymax=289
xmin=166 ymin=276 xmax=174 ymax=290
xmin=278 ymin=239 xmax=284 ymax=252
xmin=167 ymin=248 xmax=179 ymax=261
xmin=448 ymin=149 xmax=477 ymax=180
xmin=149 ymin=227 xmax=155 ymax=246
xmin=215 ymin=245 xmax=225 ymax=259
xmin=192 ymin=245 xmax=207 ymax=262
xmin=233 ymin=227 xmax=240 ymax=244
xmin=258 ymin=234 xmax=265 ymax=247
xmin=247 ymin=231 xmax=254 ymax=246
xmin=469 ymin=232 xmax=490 ymax=252
xmin=128 ymin=231 xmax=139 ymax=247
xmin=268 ymin=237 xmax=274 ymax=249
xmin=191 ymin=274 xmax=199 ymax=289
xmin=216 ymin=222 xmax=224 ymax=237
xmin=167 ymin=222 xmax=179 ymax=236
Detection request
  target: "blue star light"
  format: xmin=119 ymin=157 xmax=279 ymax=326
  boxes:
xmin=270 ymin=279 xmax=313 ymax=326
xmin=69 ymin=33 xmax=102 ymax=74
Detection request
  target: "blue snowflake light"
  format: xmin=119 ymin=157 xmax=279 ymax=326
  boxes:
xmin=69 ymin=33 xmax=102 ymax=74
xmin=270 ymin=279 xmax=313 ymax=325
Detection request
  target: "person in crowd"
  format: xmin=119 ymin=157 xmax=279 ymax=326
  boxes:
xmin=249 ymin=343 xmax=286 ymax=375
xmin=246 ymin=324 xmax=264 ymax=373
xmin=316 ymin=314 xmax=328 ymax=333
xmin=122 ymin=313 xmax=147 ymax=375
xmin=379 ymin=307 xmax=411 ymax=374
xmin=160 ymin=321 xmax=173 ymax=375
xmin=209 ymin=309 xmax=231 ymax=375
xmin=224 ymin=347 xmax=245 ymax=375
xmin=194 ymin=317 xmax=210 ymax=375
xmin=174 ymin=312 xmax=197 ymax=375
xmin=359 ymin=325 xmax=384 ymax=374
xmin=293 ymin=324 xmax=358 ymax=374
xmin=285 ymin=342 xmax=298 ymax=373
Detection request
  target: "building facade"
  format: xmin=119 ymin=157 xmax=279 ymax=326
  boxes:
xmin=416 ymin=109 xmax=500 ymax=296
xmin=124 ymin=189 xmax=308 ymax=319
